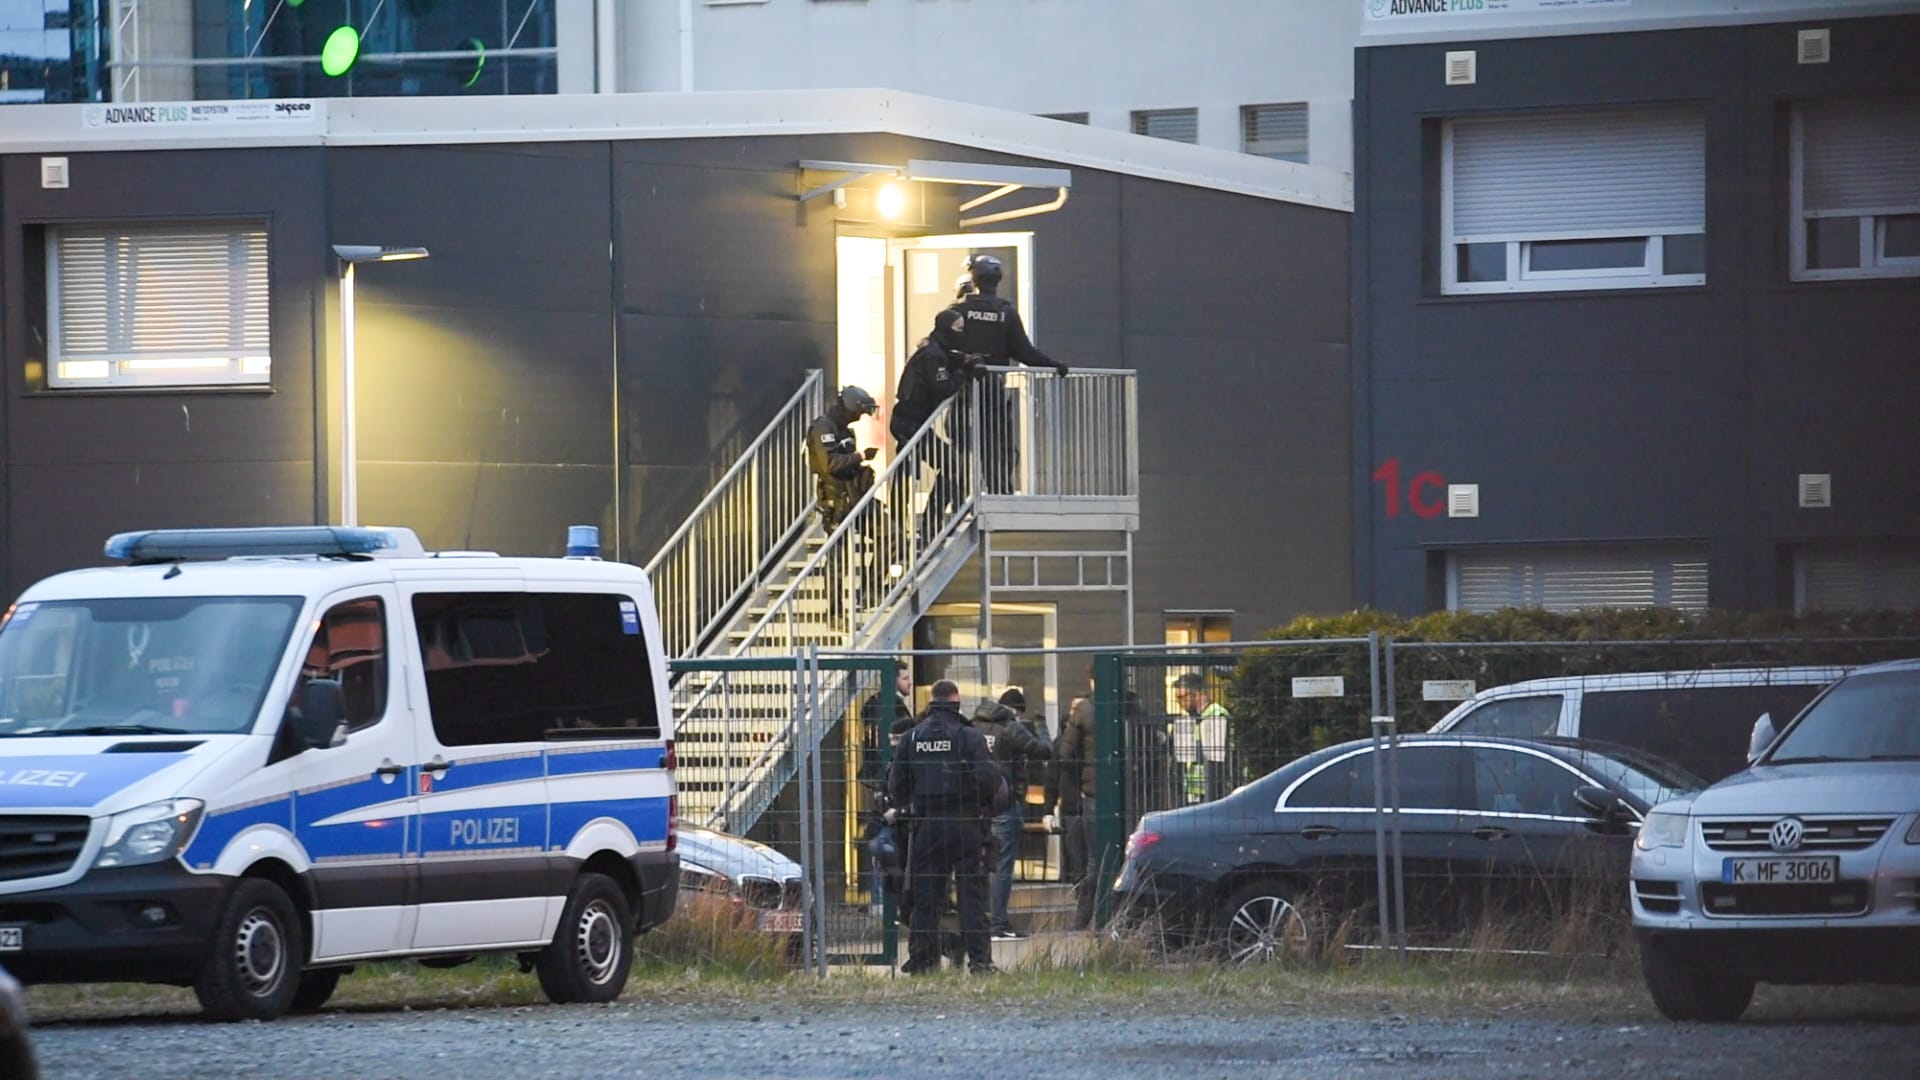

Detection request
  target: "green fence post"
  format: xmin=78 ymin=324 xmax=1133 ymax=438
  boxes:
xmin=1092 ymin=651 xmax=1126 ymax=927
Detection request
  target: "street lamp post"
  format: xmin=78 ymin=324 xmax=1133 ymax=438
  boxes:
xmin=333 ymin=244 xmax=430 ymax=526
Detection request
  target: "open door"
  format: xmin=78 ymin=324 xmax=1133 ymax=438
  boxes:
xmin=890 ymin=232 xmax=1036 ymax=358
xmin=835 ymin=231 xmax=1036 ymax=473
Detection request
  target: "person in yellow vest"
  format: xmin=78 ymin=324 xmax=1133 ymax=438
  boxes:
xmin=1172 ymin=672 xmax=1231 ymax=804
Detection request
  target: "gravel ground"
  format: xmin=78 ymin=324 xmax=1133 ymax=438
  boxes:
xmin=27 ymin=985 xmax=1920 ymax=1080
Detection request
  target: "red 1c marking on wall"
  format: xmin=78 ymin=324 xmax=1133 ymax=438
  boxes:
xmin=1372 ymin=458 xmax=1448 ymax=520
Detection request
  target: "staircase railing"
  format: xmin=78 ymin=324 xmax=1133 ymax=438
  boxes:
xmin=683 ymin=368 xmax=1139 ymax=833
xmin=644 ymin=371 xmax=826 ymax=661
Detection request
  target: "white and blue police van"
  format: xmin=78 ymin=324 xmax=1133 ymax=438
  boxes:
xmin=0 ymin=525 xmax=677 ymax=1019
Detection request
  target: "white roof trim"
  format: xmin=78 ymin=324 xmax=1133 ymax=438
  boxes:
xmin=0 ymin=89 xmax=1352 ymax=212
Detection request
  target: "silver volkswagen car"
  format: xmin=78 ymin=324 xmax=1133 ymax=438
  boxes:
xmin=1630 ymin=659 xmax=1920 ymax=1021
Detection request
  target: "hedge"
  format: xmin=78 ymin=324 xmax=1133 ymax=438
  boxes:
xmin=1210 ymin=607 xmax=1920 ymax=769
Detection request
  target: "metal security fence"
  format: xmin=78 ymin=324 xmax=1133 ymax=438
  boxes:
xmin=668 ymin=654 xmax=899 ymax=973
xmin=667 ymin=634 xmax=1917 ymax=970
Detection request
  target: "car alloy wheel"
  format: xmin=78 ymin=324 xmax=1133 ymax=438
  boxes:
xmin=1224 ymin=890 xmax=1310 ymax=967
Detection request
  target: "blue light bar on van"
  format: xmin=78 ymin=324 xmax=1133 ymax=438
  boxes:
xmin=104 ymin=526 xmax=426 ymax=562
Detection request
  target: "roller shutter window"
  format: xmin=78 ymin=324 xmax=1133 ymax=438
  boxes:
xmin=1243 ymin=102 xmax=1308 ymax=163
xmin=1040 ymin=112 xmax=1090 ymax=125
xmin=1443 ymin=108 xmax=1706 ymax=294
xmin=1794 ymin=543 xmax=1920 ymax=612
xmin=1131 ymin=108 xmax=1198 ymax=144
xmin=1449 ymin=547 xmax=1710 ymax=614
xmin=49 ymin=222 xmax=270 ymax=389
xmin=1792 ymin=96 xmax=1920 ymax=280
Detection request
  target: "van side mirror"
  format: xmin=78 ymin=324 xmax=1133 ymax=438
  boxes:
xmin=291 ymin=678 xmax=348 ymax=750
xmin=1574 ymin=785 xmax=1633 ymax=826
xmin=1747 ymin=712 xmax=1777 ymax=763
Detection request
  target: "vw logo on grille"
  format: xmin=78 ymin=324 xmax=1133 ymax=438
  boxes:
xmin=1769 ymin=817 xmax=1805 ymax=852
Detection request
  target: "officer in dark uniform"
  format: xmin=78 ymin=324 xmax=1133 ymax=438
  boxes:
xmin=889 ymin=308 xmax=966 ymax=449
xmin=886 ymin=679 xmax=1003 ymax=974
xmin=806 ymin=385 xmax=878 ymax=529
xmin=955 ymin=256 xmax=1066 ymax=494
xmin=956 ymin=255 xmax=1067 ymax=375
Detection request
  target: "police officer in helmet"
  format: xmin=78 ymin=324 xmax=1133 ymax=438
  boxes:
xmin=806 ymin=385 xmax=878 ymax=529
xmin=886 ymin=679 xmax=1004 ymax=974
xmin=956 ymin=255 xmax=1068 ymax=376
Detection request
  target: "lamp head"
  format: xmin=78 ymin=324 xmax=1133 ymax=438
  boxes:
xmin=333 ymin=245 xmax=431 ymax=263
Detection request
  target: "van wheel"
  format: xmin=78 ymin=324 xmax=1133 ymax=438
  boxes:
xmin=535 ymin=873 xmax=632 ymax=1004
xmin=289 ymin=968 xmax=343 ymax=1014
xmin=1217 ymin=881 xmax=1312 ymax=967
xmin=1639 ymin=940 xmax=1755 ymax=1021
xmin=195 ymin=878 xmax=303 ymax=1021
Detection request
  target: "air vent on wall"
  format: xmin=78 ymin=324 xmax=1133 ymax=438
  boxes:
xmin=1797 ymin=28 xmax=1830 ymax=64
xmin=1799 ymin=473 xmax=1832 ymax=509
xmin=1448 ymin=484 xmax=1480 ymax=518
xmin=1445 ymin=50 xmax=1477 ymax=86
xmin=40 ymin=157 xmax=68 ymax=189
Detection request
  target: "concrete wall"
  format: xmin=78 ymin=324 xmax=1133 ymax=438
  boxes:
xmin=1352 ymin=14 xmax=1920 ymax=612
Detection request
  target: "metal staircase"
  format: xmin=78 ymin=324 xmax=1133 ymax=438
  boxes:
xmin=651 ymin=368 xmax=1139 ymax=833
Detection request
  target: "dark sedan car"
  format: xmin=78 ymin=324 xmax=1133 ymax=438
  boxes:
xmin=1111 ymin=735 xmax=1703 ymax=964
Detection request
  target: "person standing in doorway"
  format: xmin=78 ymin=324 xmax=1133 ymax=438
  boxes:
xmin=1172 ymin=672 xmax=1232 ymax=804
xmin=1045 ymin=671 xmax=1099 ymax=930
xmin=955 ymin=255 xmax=1067 ymax=496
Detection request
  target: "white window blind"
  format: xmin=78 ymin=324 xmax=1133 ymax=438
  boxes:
xmin=1449 ymin=109 xmax=1705 ymax=240
xmin=1132 ymin=108 xmax=1198 ymax=144
xmin=1243 ymin=102 xmax=1308 ymax=162
xmin=1800 ymin=97 xmax=1920 ymax=215
xmin=1450 ymin=547 xmax=1710 ymax=614
xmin=50 ymin=223 xmax=270 ymax=389
xmin=1795 ymin=544 xmax=1920 ymax=612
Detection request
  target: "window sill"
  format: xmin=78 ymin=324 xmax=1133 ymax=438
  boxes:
xmin=25 ymin=384 xmax=276 ymax=398
xmin=1416 ymin=283 xmax=1712 ymax=305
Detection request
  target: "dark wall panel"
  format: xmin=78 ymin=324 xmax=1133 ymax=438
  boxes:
xmin=1354 ymin=14 xmax=1920 ymax=613
xmin=1 ymin=148 xmax=327 ymax=598
xmin=1122 ymin=174 xmax=1352 ymax=637
xmin=327 ymin=143 xmax=616 ymax=556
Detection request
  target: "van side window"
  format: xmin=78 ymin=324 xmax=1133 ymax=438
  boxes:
xmin=411 ymin=592 xmax=660 ymax=746
xmin=301 ymin=597 xmax=388 ymax=732
xmin=1450 ymin=695 xmax=1561 ymax=737
xmin=1579 ymin=685 xmax=1826 ymax=780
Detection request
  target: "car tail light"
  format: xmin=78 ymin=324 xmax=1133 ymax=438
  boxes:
xmin=1124 ymin=830 xmax=1161 ymax=861
xmin=667 ymin=795 xmax=678 ymax=852
xmin=663 ymin=740 xmax=676 ymax=772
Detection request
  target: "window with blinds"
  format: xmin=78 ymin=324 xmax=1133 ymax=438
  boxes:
xmin=1441 ymin=108 xmax=1707 ymax=295
xmin=1131 ymin=108 xmax=1198 ymax=144
xmin=1794 ymin=543 xmax=1920 ymax=612
xmin=1039 ymin=112 xmax=1090 ymax=125
xmin=1448 ymin=547 xmax=1710 ymax=614
xmin=1791 ymin=96 xmax=1920 ymax=281
xmin=1242 ymin=102 xmax=1308 ymax=163
xmin=48 ymin=223 xmax=271 ymax=389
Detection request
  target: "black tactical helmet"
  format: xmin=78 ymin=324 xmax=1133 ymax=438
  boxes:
xmin=839 ymin=384 xmax=877 ymax=417
xmin=968 ymin=254 xmax=1004 ymax=292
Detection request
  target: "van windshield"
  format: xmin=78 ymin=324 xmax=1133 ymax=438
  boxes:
xmin=1767 ymin=669 xmax=1920 ymax=765
xmin=0 ymin=596 xmax=303 ymax=737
